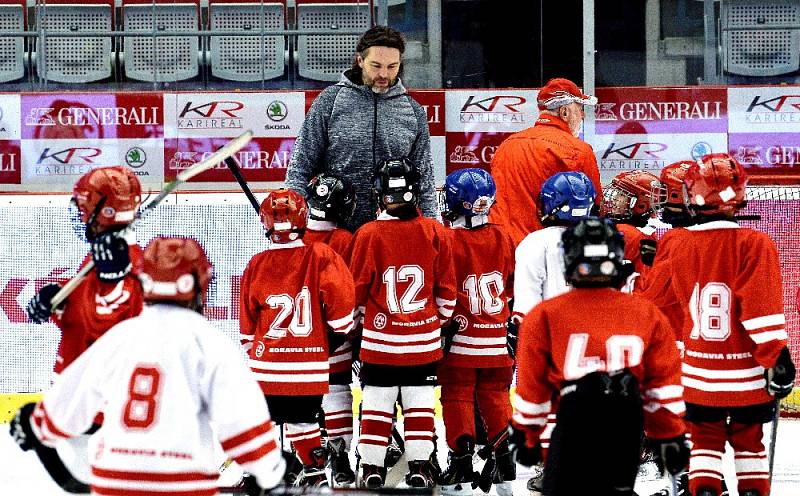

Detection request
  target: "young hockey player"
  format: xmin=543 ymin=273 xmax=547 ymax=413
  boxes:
xmin=240 ymin=189 xmax=356 ymax=487
xmin=22 ymin=166 xmax=145 ymax=491
xmin=600 ymin=170 xmax=660 ymax=274
xmin=10 ymin=237 xmax=287 ymax=496
xmin=437 ymin=168 xmax=516 ymax=496
xmin=640 ymin=154 xmax=796 ymax=496
xmin=349 ymin=158 xmax=457 ymax=489
xmin=508 ymin=217 xmax=690 ymax=496
xmin=511 ymin=171 xmax=596 ymax=323
xmin=304 ymin=173 xmax=358 ymax=486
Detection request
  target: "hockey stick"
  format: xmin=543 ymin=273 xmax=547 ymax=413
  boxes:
xmin=473 ymin=428 xmax=510 ymax=492
xmin=49 ymin=130 xmax=254 ymax=309
xmin=768 ymin=399 xmax=780 ymax=486
xmin=224 ymin=155 xmax=261 ymax=214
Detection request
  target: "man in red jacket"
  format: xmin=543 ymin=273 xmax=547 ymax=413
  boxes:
xmin=490 ymin=78 xmax=602 ymax=246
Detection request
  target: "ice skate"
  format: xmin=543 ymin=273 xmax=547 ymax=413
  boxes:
xmin=327 ymin=437 xmax=355 ymax=487
xmin=440 ymin=438 xmax=476 ymax=496
xmin=359 ymin=463 xmax=386 ymax=489
xmin=295 ymin=447 xmax=328 ymax=487
xmin=493 ymin=440 xmax=516 ymax=496
xmin=526 ymin=462 xmax=544 ymax=496
xmin=405 ymin=459 xmax=438 ymax=488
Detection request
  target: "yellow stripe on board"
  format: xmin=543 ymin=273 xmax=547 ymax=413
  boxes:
xmin=0 ymin=393 xmax=43 ymax=424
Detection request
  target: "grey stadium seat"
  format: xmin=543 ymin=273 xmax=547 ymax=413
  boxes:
xmin=0 ymin=0 xmax=26 ymax=83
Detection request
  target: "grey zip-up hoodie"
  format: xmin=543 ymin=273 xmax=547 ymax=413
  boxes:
xmin=285 ymin=70 xmax=436 ymax=232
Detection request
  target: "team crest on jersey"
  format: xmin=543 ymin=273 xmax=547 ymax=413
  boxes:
xmin=454 ymin=314 xmax=469 ymax=332
xmin=255 ymin=342 xmax=265 ymax=358
xmin=374 ymin=313 xmax=387 ymax=330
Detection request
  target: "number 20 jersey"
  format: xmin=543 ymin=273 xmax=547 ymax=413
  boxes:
xmin=240 ymin=241 xmax=356 ymax=395
xmin=639 ymin=221 xmax=787 ymax=407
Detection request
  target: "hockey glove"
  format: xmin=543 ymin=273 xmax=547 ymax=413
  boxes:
xmin=765 ymin=346 xmax=796 ymax=400
xmin=441 ymin=319 xmax=459 ymax=355
xmin=9 ymin=402 xmax=39 ymax=452
xmin=506 ymin=423 xmax=541 ymax=467
xmin=91 ymin=230 xmax=131 ymax=282
xmin=639 ymin=239 xmax=657 ymax=267
xmin=650 ymin=434 xmax=690 ymax=476
xmin=26 ymin=283 xmax=63 ymax=324
xmin=506 ymin=318 xmax=519 ymax=361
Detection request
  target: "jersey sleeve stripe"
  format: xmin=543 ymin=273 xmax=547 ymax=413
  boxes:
xmin=233 ymin=437 xmax=279 ymax=465
xmin=513 ymin=394 xmax=551 ymax=415
xmin=682 ymin=376 xmax=766 ymax=392
xmin=328 ymin=312 xmax=355 ymax=330
xmin=749 ymin=329 xmax=788 ymax=344
xmin=512 ymin=412 xmax=548 ymax=426
xmin=34 ymin=403 xmax=73 ymax=442
xmin=329 ymin=352 xmax=353 ymax=364
xmin=741 ymin=314 xmax=785 ymax=331
xmin=643 ymin=384 xmax=684 ymax=400
xmin=220 ymin=420 xmax=274 ymax=451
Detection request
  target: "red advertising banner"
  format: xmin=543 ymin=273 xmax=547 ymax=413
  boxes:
xmin=164 ymin=137 xmax=296 ymax=182
xmin=410 ymin=90 xmax=445 ymax=136
xmin=0 ymin=140 xmax=20 ymax=184
xmin=595 ymin=87 xmax=727 ymax=135
xmin=445 ymin=131 xmax=508 ymax=175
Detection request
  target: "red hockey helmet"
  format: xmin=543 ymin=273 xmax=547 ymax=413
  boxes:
xmin=684 ymin=153 xmax=748 ymax=216
xmin=600 ymin=170 xmax=660 ymax=221
xmin=72 ymin=166 xmax=141 ymax=236
xmin=260 ymin=189 xmax=308 ymax=243
xmin=658 ymin=160 xmax=694 ymax=206
xmin=139 ymin=237 xmax=212 ymax=306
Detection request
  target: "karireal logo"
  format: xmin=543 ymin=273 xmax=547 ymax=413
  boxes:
xmin=745 ymin=95 xmax=800 ymax=124
xmin=37 ymin=147 xmax=102 ymax=165
xmin=601 ymin=142 xmax=668 ymax=170
xmin=178 ymin=100 xmax=244 ymax=129
xmin=460 ymin=95 xmax=526 ymax=123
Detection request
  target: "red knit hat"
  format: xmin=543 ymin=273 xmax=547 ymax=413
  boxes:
xmin=537 ymin=78 xmax=598 ymax=110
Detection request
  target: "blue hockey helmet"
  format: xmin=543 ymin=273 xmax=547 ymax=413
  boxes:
xmin=538 ymin=171 xmax=596 ymax=224
xmin=441 ymin=168 xmax=496 ymax=222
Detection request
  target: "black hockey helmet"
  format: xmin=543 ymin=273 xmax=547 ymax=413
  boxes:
xmin=306 ymin=173 xmax=357 ymax=224
xmin=561 ymin=217 xmax=626 ymax=287
xmin=373 ymin=158 xmax=420 ymax=209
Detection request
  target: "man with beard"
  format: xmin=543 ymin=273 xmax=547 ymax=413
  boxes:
xmin=285 ymin=25 xmax=437 ymax=232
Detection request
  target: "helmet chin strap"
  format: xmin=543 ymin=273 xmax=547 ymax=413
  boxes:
xmin=452 ymin=214 xmax=489 ymax=229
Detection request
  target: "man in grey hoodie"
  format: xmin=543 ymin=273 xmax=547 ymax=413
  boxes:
xmin=285 ymin=26 xmax=437 ymax=232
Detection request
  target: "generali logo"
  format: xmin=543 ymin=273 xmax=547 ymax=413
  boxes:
xmin=449 ymin=146 xmax=479 ymax=164
xmin=25 ymin=106 xmax=159 ymax=126
xmin=178 ymin=100 xmax=244 ymax=129
xmin=168 ymin=148 xmax=290 ymax=171
xmin=0 ymin=152 xmax=17 ymax=172
xmin=745 ymin=95 xmax=800 ymax=123
xmin=596 ymin=101 xmax=721 ymax=121
xmin=736 ymin=144 xmax=800 ymax=166
xmin=459 ymin=95 xmax=526 ymax=123
xmin=735 ymin=146 xmax=764 ymax=165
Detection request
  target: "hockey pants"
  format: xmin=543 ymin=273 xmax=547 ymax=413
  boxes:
xmin=358 ymin=385 xmax=435 ymax=467
xmin=438 ymin=363 xmax=512 ymax=449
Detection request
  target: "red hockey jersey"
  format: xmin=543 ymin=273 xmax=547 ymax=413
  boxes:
xmin=442 ymin=224 xmax=515 ymax=368
xmin=349 ymin=213 xmax=457 ymax=366
xmin=32 ymin=304 xmax=285 ymax=496
xmin=617 ymin=223 xmax=656 ymax=277
xmin=639 ymin=221 xmax=787 ymax=407
xmin=240 ymin=241 xmax=355 ymax=395
xmin=303 ymin=221 xmax=355 ymax=375
xmin=512 ymin=287 xmax=685 ymax=442
xmin=52 ymin=244 xmax=144 ymax=375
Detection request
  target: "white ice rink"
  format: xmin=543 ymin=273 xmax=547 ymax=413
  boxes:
xmin=2 ymin=418 xmax=799 ymax=496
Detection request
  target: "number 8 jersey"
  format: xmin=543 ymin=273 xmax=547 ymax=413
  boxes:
xmin=240 ymin=240 xmax=356 ymax=395
xmin=639 ymin=221 xmax=787 ymax=407
xmin=349 ymin=212 xmax=457 ymax=366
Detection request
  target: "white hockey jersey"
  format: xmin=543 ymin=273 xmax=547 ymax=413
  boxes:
xmin=513 ymin=226 xmax=570 ymax=322
xmin=30 ymin=304 xmax=285 ymax=496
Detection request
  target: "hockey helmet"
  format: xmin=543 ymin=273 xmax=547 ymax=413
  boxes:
xmin=139 ymin=237 xmax=212 ymax=307
xmin=600 ymin=170 xmax=660 ymax=223
xmin=561 ymin=217 xmax=626 ymax=287
xmin=72 ymin=166 xmax=141 ymax=239
xmin=538 ymin=171 xmax=596 ymax=224
xmin=373 ymin=158 xmax=420 ymax=209
xmin=260 ymin=189 xmax=308 ymax=243
xmin=306 ymin=173 xmax=356 ymax=224
xmin=684 ymin=153 xmax=748 ymax=216
xmin=441 ymin=168 xmax=496 ymax=222
xmin=658 ymin=160 xmax=694 ymax=207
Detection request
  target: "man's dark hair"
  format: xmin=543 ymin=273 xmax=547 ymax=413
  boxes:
xmin=356 ymin=25 xmax=405 ymax=56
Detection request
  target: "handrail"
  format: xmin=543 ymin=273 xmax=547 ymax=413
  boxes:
xmin=0 ymin=29 xmax=367 ymax=38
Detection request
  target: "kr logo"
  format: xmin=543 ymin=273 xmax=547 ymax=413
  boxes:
xmin=37 ymin=147 xmax=102 ymax=164
xmin=602 ymin=142 xmax=668 ymax=159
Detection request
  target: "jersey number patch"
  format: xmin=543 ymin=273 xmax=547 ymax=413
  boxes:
xmin=383 ymin=265 xmax=427 ymax=314
xmin=464 ymin=271 xmax=504 ymax=315
xmin=123 ymin=366 xmax=162 ymax=429
xmin=689 ymin=282 xmax=732 ymax=341
xmin=563 ymin=333 xmax=644 ymax=380
xmin=266 ymin=287 xmax=312 ymax=338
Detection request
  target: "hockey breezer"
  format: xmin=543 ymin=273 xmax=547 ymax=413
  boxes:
xmin=49 ymin=130 xmax=254 ymax=310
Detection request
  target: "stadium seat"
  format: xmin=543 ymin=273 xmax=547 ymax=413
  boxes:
xmin=0 ymin=0 xmax=25 ymax=83
xmin=208 ymin=0 xmax=287 ymax=82
xmin=34 ymin=0 xmax=114 ymax=83
xmin=296 ymin=0 xmax=373 ymax=82
xmin=122 ymin=0 xmax=201 ymax=82
xmin=722 ymin=0 xmax=800 ymax=76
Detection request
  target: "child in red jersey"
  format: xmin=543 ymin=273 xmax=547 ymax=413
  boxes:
xmin=240 ymin=189 xmax=356 ymax=487
xmin=349 ymin=159 xmax=457 ymax=489
xmin=437 ymin=168 xmax=516 ymax=496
